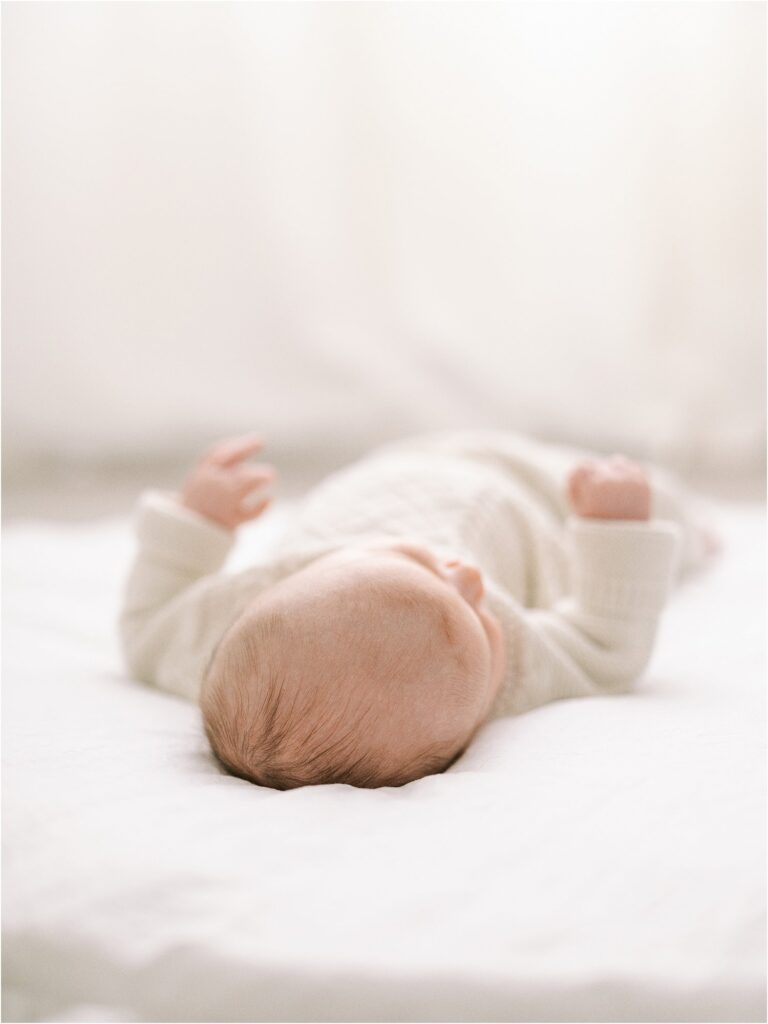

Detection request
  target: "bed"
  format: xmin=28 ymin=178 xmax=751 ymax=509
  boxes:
xmin=2 ymin=497 xmax=765 ymax=1023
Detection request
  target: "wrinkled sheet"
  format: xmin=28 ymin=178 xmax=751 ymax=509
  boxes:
xmin=2 ymin=501 xmax=765 ymax=1023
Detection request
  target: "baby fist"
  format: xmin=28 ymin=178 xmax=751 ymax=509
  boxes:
xmin=567 ymin=455 xmax=651 ymax=521
xmin=180 ymin=434 xmax=276 ymax=530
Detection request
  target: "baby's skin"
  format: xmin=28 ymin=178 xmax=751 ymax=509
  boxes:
xmin=182 ymin=435 xmax=653 ymax=789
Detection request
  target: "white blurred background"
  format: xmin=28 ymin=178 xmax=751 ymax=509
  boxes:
xmin=2 ymin=1 xmax=765 ymax=517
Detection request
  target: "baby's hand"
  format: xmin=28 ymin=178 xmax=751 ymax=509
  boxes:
xmin=180 ymin=434 xmax=276 ymax=530
xmin=567 ymin=454 xmax=651 ymax=521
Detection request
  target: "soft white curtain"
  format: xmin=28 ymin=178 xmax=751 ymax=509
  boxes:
xmin=3 ymin=2 xmax=765 ymax=478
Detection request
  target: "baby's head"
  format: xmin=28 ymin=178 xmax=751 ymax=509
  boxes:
xmin=200 ymin=541 xmax=506 ymax=789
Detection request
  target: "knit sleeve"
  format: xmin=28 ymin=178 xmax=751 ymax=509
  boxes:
xmin=488 ymin=516 xmax=681 ymax=718
xmin=118 ymin=491 xmax=343 ymax=703
xmin=118 ymin=490 xmax=249 ymax=701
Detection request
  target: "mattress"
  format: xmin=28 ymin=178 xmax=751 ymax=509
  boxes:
xmin=2 ymin=499 xmax=765 ymax=1023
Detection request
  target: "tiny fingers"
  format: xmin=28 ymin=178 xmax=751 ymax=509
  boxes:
xmin=604 ymin=454 xmax=647 ymax=479
xmin=204 ymin=434 xmax=265 ymax=467
xmin=237 ymin=464 xmax=280 ymax=503
xmin=567 ymin=461 xmax=596 ymax=503
xmin=235 ymin=464 xmax=276 ymax=495
xmin=238 ymin=465 xmax=277 ymax=520
xmin=238 ymin=496 xmax=273 ymax=522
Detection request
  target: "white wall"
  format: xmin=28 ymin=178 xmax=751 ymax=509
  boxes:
xmin=3 ymin=2 xmax=765 ymax=480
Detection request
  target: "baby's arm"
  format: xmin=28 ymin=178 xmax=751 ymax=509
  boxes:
xmin=119 ymin=435 xmax=275 ymax=700
xmin=493 ymin=455 xmax=681 ymax=716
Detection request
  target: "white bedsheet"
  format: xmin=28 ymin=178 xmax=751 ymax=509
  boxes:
xmin=2 ymin=501 xmax=765 ymax=1023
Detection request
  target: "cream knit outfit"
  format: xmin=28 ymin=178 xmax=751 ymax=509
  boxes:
xmin=120 ymin=430 xmax=700 ymax=720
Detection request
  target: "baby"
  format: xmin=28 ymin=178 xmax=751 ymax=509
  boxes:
xmin=120 ymin=429 xmax=711 ymax=789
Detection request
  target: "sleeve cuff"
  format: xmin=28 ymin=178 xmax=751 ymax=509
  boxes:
xmin=566 ymin=515 xmax=681 ymax=618
xmin=135 ymin=489 xmax=236 ymax=575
